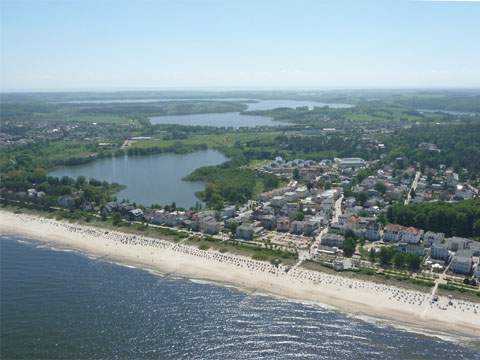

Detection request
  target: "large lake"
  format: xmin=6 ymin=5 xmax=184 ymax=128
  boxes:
xmin=149 ymin=99 xmax=353 ymax=127
xmin=2 ymin=236 xmax=478 ymax=359
xmin=48 ymin=149 xmax=226 ymax=208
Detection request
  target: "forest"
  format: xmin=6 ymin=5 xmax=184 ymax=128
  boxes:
xmin=386 ymin=199 xmax=480 ymax=238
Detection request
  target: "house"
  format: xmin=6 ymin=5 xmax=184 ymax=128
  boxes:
xmin=199 ymin=217 xmax=220 ymax=235
xmin=57 ymin=195 xmax=75 ymax=208
xmin=383 ymin=224 xmax=404 ymax=242
xmin=423 ymin=231 xmax=445 ymax=247
xmin=398 ymin=243 xmax=425 ymax=257
xmin=276 ymin=217 xmax=290 ymax=232
xmin=289 ymin=221 xmax=304 ymax=235
xmin=127 ymin=208 xmax=144 ymax=221
xmin=431 ymin=242 xmax=449 ymax=261
xmin=222 ymin=205 xmax=236 ymax=219
xmin=451 ymin=253 xmax=473 ymax=275
xmin=304 ymin=217 xmax=323 ymax=236
xmin=259 ymin=215 xmax=276 ymax=230
xmin=335 ymin=157 xmax=366 ymax=169
xmin=321 ymin=233 xmax=345 ymax=248
xmin=236 ymin=224 xmax=254 ymax=240
xmin=401 ymin=227 xmax=423 ymax=244
xmin=446 ymin=237 xmax=470 ymax=252
xmin=333 ymin=258 xmax=353 ymax=271
xmin=27 ymin=188 xmax=37 ymax=197
xmin=365 ymin=221 xmax=381 ymax=241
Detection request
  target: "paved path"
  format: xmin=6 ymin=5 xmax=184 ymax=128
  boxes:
xmin=405 ymin=171 xmax=421 ymax=205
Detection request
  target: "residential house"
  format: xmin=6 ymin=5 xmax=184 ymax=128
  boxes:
xmin=289 ymin=221 xmax=304 ymax=235
xmin=321 ymin=233 xmax=345 ymax=248
xmin=451 ymin=252 xmax=473 ymax=275
xmin=383 ymin=224 xmax=403 ymax=242
xmin=365 ymin=221 xmax=381 ymax=241
xmin=276 ymin=217 xmax=290 ymax=232
xmin=236 ymin=224 xmax=254 ymax=241
xmin=423 ymin=231 xmax=445 ymax=247
xmin=431 ymin=242 xmax=449 ymax=261
xmin=401 ymin=227 xmax=423 ymax=244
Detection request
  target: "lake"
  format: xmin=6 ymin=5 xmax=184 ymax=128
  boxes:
xmin=2 ymin=236 xmax=478 ymax=360
xmin=149 ymin=112 xmax=278 ymax=128
xmin=48 ymin=149 xmax=227 ymax=208
xmin=150 ymin=99 xmax=353 ymax=127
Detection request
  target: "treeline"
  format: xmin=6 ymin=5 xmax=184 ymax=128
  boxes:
xmin=125 ymin=143 xmax=208 ymax=156
xmin=386 ymin=199 xmax=480 ymax=238
xmin=275 ymin=134 xmax=379 ymax=160
xmin=391 ymin=94 xmax=480 ymax=113
xmin=385 ymin=122 xmax=480 ymax=178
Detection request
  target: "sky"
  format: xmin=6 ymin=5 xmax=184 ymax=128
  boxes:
xmin=1 ymin=0 xmax=480 ymax=91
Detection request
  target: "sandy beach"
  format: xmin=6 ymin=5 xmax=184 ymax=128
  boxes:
xmin=1 ymin=210 xmax=479 ymax=340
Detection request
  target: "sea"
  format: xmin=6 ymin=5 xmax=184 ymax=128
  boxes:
xmin=1 ymin=235 xmax=479 ymax=360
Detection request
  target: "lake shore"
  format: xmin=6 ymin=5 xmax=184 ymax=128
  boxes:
xmin=1 ymin=210 xmax=479 ymax=341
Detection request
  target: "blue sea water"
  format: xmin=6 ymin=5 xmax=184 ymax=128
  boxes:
xmin=1 ymin=235 xmax=479 ymax=360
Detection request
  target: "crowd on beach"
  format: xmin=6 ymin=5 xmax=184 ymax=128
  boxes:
xmin=8 ymin=214 xmax=480 ymax=320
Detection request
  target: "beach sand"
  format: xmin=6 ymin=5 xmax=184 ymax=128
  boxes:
xmin=1 ymin=210 xmax=479 ymax=340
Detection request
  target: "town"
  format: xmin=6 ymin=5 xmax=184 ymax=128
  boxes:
xmin=18 ymin=153 xmax=479 ymax=300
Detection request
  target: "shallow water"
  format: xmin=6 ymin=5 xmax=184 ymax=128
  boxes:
xmin=1 ymin=236 xmax=478 ymax=360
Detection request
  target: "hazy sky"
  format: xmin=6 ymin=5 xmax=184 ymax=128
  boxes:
xmin=1 ymin=0 xmax=479 ymax=90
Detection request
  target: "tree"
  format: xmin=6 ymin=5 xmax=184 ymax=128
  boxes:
xmin=393 ymin=252 xmax=406 ymax=268
xmin=355 ymin=192 xmax=368 ymax=206
xmin=405 ymin=254 xmax=422 ymax=271
xmin=368 ymin=248 xmax=377 ymax=263
xmin=229 ymin=221 xmax=239 ymax=236
xmin=379 ymin=246 xmax=395 ymax=267
xmin=295 ymin=211 xmax=304 ymax=221
xmin=112 ymin=213 xmax=123 ymax=227
xmin=292 ymin=168 xmax=300 ymax=181
xmin=343 ymin=238 xmax=356 ymax=257
xmin=374 ymin=181 xmax=387 ymax=194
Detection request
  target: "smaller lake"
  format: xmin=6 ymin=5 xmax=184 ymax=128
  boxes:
xmin=48 ymin=150 xmax=227 ymax=208
xmin=245 ymin=99 xmax=352 ymax=111
xmin=149 ymin=99 xmax=353 ymax=127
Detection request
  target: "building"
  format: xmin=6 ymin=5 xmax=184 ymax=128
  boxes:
xmin=57 ymin=195 xmax=75 ymax=208
xmin=321 ymin=233 xmax=345 ymax=248
xmin=199 ymin=216 xmax=220 ymax=235
xmin=364 ymin=221 xmax=381 ymax=241
xmin=451 ymin=253 xmax=473 ymax=275
xmin=27 ymin=188 xmax=37 ymax=197
xmin=333 ymin=258 xmax=353 ymax=271
xmin=276 ymin=217 xmax=290 ymax=232
xmin=127 ymin=208 xmax=144 ymax=221
xmin=430 ymin=242 xmax=449 ymax=261
xmin=335 ymin=157 xmax=366 ymax=169
xmin=289 ymin=221 xmax=304 ymax=235
xmin=401 ymin=227 xmax=423 ymax=244
xmin=446 ymin=237 xmax=470 ymax=252
xmin=236 ymin=224 xmax=254 ymax=240
xmin=383 ymin=224 xmax=404 ymax=242
xmin=222 ymin=205 xmax=236 ymax=219
xmin=304 ymin=217 xmax=323 ymax=236
xmin=259 ymin=215 xmax=276 ymax=230
xmin=423 ymin=231 xmax=445 ymax=247
xmin=398 ymin=243 xmax=425 ymax=257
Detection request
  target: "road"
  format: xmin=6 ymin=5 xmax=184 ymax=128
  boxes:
xmin=308 ymin=193 xmax=343 ymax=258
xmin=405 ymin=171 xmax=421 ymax=205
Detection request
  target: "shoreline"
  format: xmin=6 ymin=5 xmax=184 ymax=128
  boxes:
xmin=1 ymin=210 xmax=479 ymax=342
